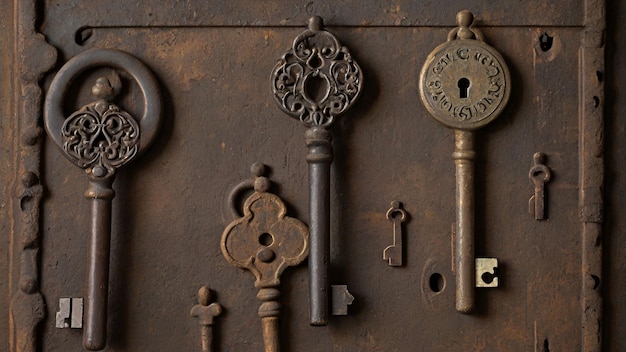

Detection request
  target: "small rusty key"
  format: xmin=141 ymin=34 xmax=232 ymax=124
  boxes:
xmin=221 ymin=164 xmax=309 ymax=352
xmin=44 ymin=49 xmax=162 ymax=350
xmin=529 ymin=152 xmax=552 ymax=220
xmin=190 ymin=286 xmax=222 ymax=352
xmin=383 ymin=201 xmax=407 ymax=266
xmin=419 ymin=10 xmax=511 ymax=313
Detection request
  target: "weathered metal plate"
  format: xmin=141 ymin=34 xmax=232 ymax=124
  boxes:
xmin=39 ymin=25 xmax=579 ymax=351
xmin=3 ymin=1 xmax=623 ymax=351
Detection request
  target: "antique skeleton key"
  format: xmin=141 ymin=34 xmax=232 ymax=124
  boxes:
xmin=419 ymin=11 xmax=511 ymax=313
xmin=271 ymin=16 xmax=363 ymax=325
xmin=383 ymin=201 xmax=407 ymax=266
xmin=222 ymin=164 xmax=309 ymax=352
xmin=44 ymin=49 xmax=162 ymax=350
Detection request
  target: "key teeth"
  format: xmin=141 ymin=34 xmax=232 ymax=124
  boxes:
xmin=331 ymin=285 xmax=354 ymax=315
xmin=383 ymin=246 xmax=402 ymax=266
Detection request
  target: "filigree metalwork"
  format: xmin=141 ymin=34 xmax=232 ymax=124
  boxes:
xmin=61 ymin=78 xmax=139 ymax=178
xmin=44 ymin=48 xmax=162 ymax=350
xmin=271 ymin=16 xmax=363 ymax=128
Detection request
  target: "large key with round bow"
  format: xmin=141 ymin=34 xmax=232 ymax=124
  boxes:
xmin=222 ymin=164 xmax=309 ymax=352
xmin=44 ymin=49 xmax=162 ymax=350
xmin=419 ymin=10 xmax=511 ymax=313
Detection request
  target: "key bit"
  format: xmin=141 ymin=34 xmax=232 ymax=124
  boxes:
xmin=55 ymin=297 xmax=83 ymax=329
xmin=383 ymin=201 xmax=407 ymax=266
xmin=221 ymin=164 xmax=309 ymax=352
xmin=475 ymin=258 xmax=499 ymax=288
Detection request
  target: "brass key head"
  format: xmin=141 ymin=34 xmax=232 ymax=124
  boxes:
xmin=221 ymin=167 xmax=309 ymax=288
xmin=419 ymin=10 xmax=511 ymax=131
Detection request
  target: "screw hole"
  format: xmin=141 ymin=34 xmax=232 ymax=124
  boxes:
xmin=596 ymin=71 xmax=603 ymax=83
xmin=543 ymin=338 xmax=550 ymax=352
xmin=591 ymin=275 xmax=600 ymax=289
xmin=593 ymin=96 xmax=600 ymax=108
xmin=259 ymin=233 xmax=274 ymax=247
xmin=429 ymin=273 xmax=444 ymax=293
xmin=539 ymin=33 xmax=553 ymax=52
xmin=75 ymin=26 xmax=93 ymax=46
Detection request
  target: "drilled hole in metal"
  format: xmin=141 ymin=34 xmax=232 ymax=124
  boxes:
xmin=259 ymin=233 xmax=274 ymax=247
xmin=75 ymin=27 xmax=93 ymax=46
xmin=388 ymin=210 xmax=404 ymax=220
xmin=539 ymin=33 xmax=553 ymax=52
xmin=429 ymin=273 xmax=444 ymax=293
xmin=591 ymin=275 xmax=600 ymax=289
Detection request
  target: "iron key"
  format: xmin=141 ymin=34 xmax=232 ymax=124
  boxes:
xmin=44 ymin=49 xmax=162 ymax=350
xmin=271 ymin=16 xmax=363 ymax=325
xmin=529 ymin=152 xmax=552 ymax=220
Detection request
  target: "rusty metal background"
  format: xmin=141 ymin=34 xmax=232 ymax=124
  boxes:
xmin=1 ymin=1 xmax=625 ymax=351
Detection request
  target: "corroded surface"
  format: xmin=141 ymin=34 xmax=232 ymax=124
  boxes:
xmin=1 ymin=1 xmax=623 ymax=351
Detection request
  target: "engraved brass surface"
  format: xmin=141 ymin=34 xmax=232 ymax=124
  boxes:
xmin=419 ymin=10 xmax=511 ymax=131
xmin=419 ymin=10 xmax=511 ymax=314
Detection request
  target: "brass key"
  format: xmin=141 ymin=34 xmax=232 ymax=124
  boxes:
xmin=419 ymin=10 xmax=511 ymax=313
xmin=222 ymin=164 xmax=309 ymax=352
xmin=44 ymin=49 xmax=162 ymax=350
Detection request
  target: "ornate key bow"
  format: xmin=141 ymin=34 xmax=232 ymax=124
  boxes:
xmin=222 ymin=164 xmax=309 ymax=352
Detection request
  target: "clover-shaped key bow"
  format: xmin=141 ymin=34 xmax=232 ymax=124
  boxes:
xmin=221 ymin=164 xmax=308 ymax=352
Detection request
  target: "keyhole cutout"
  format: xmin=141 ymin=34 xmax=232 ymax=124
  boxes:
xmin=481 ymin=267 xmax=498 ymax=284
xmin=304 ymin=74 xmax=329 ymax=104
xmin=458 ymin=78 xmax=470 ymax=98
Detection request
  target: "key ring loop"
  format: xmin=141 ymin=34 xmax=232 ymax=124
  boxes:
xmin=44 ymin=48 xmax=162 ymax=159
